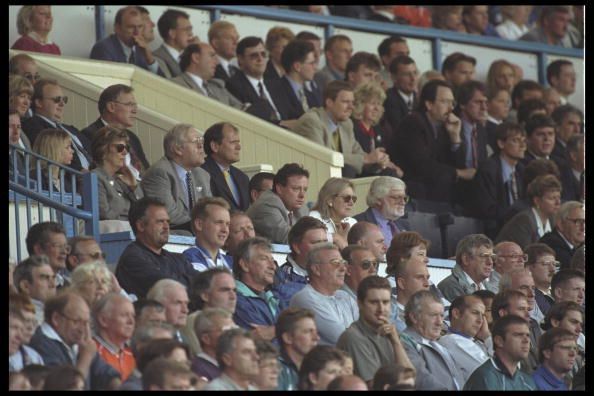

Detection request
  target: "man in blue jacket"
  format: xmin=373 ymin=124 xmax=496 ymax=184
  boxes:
xmin=532 ymin=327 xmax=577 ymax=390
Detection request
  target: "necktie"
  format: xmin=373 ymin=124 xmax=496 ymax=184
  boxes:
xmin=288 ymin=211 xmax=294 ymax=226
xmin=388 ymin=220 xmax=400 ymax=237
xmin=57 ymin=123 xmax=90 ymax=169
xmin=259 ymin=82 xmax=280 ymax=121
xmin=510 ymin=170 xmax=519 ymax=202
xmin=298 ymin=89 xmax=309 ymax=112
xmin=202 ymin=82 xmax=212 ymax=97
xmin=186 ymin=171 xmax=195 ymax=210
xmin=128 ymin=49 xmax=136 ymax=65
xmin=258 ymin=81 xmax=265 ymax=99
xmin=223 ymin=169 xmax=240 ymax=206
xmin=406 ymin=98 xmax=413 ymax=112
xmin=332 ymin=128 xmax=341 ymax=152
xmin=471 ymin=125 xmax=478 ymax=168
xmin=228 ymin=64 xmax=238 ymax=77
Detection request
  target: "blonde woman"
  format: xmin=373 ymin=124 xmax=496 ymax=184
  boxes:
xmin=264 ymin=26 xmax=295 ymax=80
xmin=11 ymin=6 xmax=61 ymax=55
xmin=69 ymin=261 xmax=113 ymax=308
xmin=9 ymin=75 xmax=34 ymax=119
xmin=31 ymin=128 xmax=73 ymax=192
xmin=487 ymin=59 xmax=517 ymax=95
xmin=309 ymin=177 xmax=358 ymax=249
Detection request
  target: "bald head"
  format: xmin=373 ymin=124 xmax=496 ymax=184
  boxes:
xmin=327 ymin=375 xmax=369 ymax=391
xmin=348 ymin=222 xmax=386 ymax=261
xmin=493 ymin=241 xmax=524 ymax=275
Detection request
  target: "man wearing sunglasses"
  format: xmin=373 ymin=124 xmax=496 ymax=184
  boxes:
xmin=22 ymin=79 xmax=92 ymax=172
xmin=340 ymin=245 xmax=379 ymax=306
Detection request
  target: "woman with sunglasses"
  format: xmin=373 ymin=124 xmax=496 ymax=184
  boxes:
xmin=309 ymin=177 xmax=358 ymax=249
xmin=90 ymin=126 xmax=143 ymax=221
xmin=31 ymin=128 xmax=74 ymax=192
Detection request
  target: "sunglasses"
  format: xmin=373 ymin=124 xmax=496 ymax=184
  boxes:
xmin=113 ymin=143 xmax=130 ymax=153
xmin=359 ymin=260 xmax=379 ymax=270
xmin=336 ymin=194 xmax=357 ymax=203
xmin=45 ymin=95 xmax=68 ymax=104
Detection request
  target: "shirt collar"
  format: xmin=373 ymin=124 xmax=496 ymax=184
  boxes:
xmin=197 ymin=352 xmax=219 ymax=367
xmin=163 ymin=42 xmax=181 ymax=62
xmin=325 ymin=111 xmax=338 ymax=133
xmin=462 ymin=269 xmax=485 ymax=291
xmin=215 ymin=160 xmax=230 ymax=173
xmin=375 ymin=10 xmax=395 ymax=20
xmin=29 ymin=31 xmax=53 ymax=45
xmin=36 ymin=113 xmax=57 ymax=126
xmin=536 ymin=365 xmax=566 ymax=388
xmin=499 ymin=154 xmax=515 ymax=183
xmin=117 ymin=37 xmax=133 ymax=57
xmin=287 ymin=255 xmax=308 ymax=277
xmin=487 ymin=115 xmax=502 ymax=124
xmin=286 ymin=75 xmax=304 ymax=96
xmin=245 ymin=73 xmax=265 ymax=90
xmin=557 ymin=230 xmax=574 ymax=250
xmin=397 ymin=90 xmax=414 ymax=103
xmin=173 ymin=160 xmax=190 ymax=181
xmin=40 ymin=322 xmax=79 ymax=363
xmin=532 ymin=207 xmax=552 ymax=237
xmin=371 ymin=208 xmax=389 ymax=226
xmin=187 ymin=71 xmax=205 ymax=91
xmin=491 ymin=355 xmax=521 ymax=378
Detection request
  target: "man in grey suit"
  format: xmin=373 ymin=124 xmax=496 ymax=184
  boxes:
xmin=293 ymin=80 xmax=392 ymax=178
xmin=400 ymin=290 xmax=465 ymax=390
xmin=246 ymin=163 xmax=309 ymax=244
xmin=314 ymin=35 xmax=353 ymax=94
xmin=154 ymin=9 xmax=198 ymax=79
xmin=141 ymin=123 xmax=212 ymax=234
xmin=172 ymin=43 xmax=243 ymax=109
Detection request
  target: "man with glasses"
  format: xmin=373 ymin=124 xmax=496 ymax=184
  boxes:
xmin=524 ymin=243 xmax=558 ymax=317
xmin=533 ymin=328 xmax=577 ymax=390
xmin=141 ymin=123 xmax=212 ymax=234
xmin=438 ymin=234 xmax=495 ymax=302
xmin=153 ymin=9 xmax=197 ymax=79
xmin=81 ymin=84 xmax=150 ymax=178
xmin=354 ymin=176 xmax=410 ymax=247
xmin=540 ymin=201 xmax=584 ymax=270
xmin=485 ymin=241 xmax=526 ymax=293
xmin=340 ymin=245 xmax=379 ymax=306
xmin=29 ymin=292 xmax=121 ymax=389
xmin=66 ymin=235 xmax=106 ymax=279
xmin=22 ymin=79 xmax=91 ymax=172
xmin=172 ymin=43 xmax=243 ymax=109
xmin=13 ymin=255 xmax=57 ymax=325
xmin=290 ymin=243 xmax=359 ymax=346
xmin=25 ymin=221 xmax=71 ymax=288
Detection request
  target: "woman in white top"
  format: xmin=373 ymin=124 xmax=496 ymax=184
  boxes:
xmin=308 ymin=177 xmax=357 ymax=249
xmin=495 ymin=6 xmax=533 ymax=41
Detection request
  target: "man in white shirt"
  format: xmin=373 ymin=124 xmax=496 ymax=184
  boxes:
xmin=154 ymin=9 xmax=198 ymax=78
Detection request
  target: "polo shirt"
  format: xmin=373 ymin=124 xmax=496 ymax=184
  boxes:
xmin=182 ymin=243 xmax=233 ymax=272
xmin=273 ymin=257 xmax=308 ymax=310
xmin=94 ymin=335 xmax=136 ymax=381
xmin=532 ymin=365 xmax=568 ymax=390
xmin=464 ymin=355 xmax=536 ymax=390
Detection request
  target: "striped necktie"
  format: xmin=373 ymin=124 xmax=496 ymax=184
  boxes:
xmin=298 ymin=89 xmax=309 ymax=112
xmin=186 ymin=171 xmax=195 ymax=209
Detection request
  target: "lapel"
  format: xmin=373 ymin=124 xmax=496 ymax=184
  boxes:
xmin=318 ymin=109 xmax=334 ymax=149
xmin=207 ymin=157 xmax=235 ymax=205
xmin=182 ymin=73 xmax=206 ymax=95
xmin=282 ymin=77 xmax=302 ymax=114
xmin=392 ymin=88 xmax=409 ymax=114
xmin=110 ymin=34 xmax=128 ymax=63
xmin=157 ymin=45 xmax=180 ymax=75
xmin=239 ymin=72 xmax=260 ymax=102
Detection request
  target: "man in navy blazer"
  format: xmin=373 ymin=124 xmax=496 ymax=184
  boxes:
xmin=201 ymin=122 xmax=250 ymax=212
xmin=90 ymin=6 xmax=163 ymax=76
xmin=383 ymin=55 xmax=418 ymax=135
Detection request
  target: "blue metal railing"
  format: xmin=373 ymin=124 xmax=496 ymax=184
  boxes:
xmin=9 ymin=144 xmax=100 ymax=262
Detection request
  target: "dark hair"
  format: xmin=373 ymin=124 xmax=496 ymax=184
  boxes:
xmin=546 ymin=59 xmax=573 ymax=85
xmin=190 ymin=196 xmax=230 ymax=223
xmin=473 ymin=289 xmax=496 ymax=301
xmin=236 ymin=36 xmax=264 ymax=57
xmin=386 ymin=231 xmax=429 ymax=277
xmin=249 ymin=172 xmax=275 ymax=197
xmin=524 ymin=243 xmax=556 ymax=266
xmin=455 ymin=80 xmax=486 ymax=109
xmin=44 ymin=292 xmax=79 ymax=327
xmin=324 ymin=34 xmax=351 ymax=53
xmin=491 ymin=290 xmax=528 ymax=322
xmin=323 ymin=80 xmax=353 ymax=102
xmin=203 ymin=122 xmax=237 ymax=156
xmin=157 ymin=9 xmax=189 ymax=41
xmin=21 ymin=364 xmax=50 ymax=389
xmin=524 ymin=113 xmax=555 ymax=137
xmin=134 ymin=299 xmax=165 ymax=320
xmin=551 ymin=104 xmax=583 ymax=125
xmin=233 ymin=237 xmax=272 ymax=280
xmin=388 ymin=55 xmax=415 ymax=76
xmin=541 ymin=301 xmax=583 ymax=331
xmin=372 ymin=365 xmax=416 ymax=390
xmin=441 ymin=52 xmax=476 ymax=74
xmin=98 ymin=84 xmax=134 ymax=115
xmin=9 ymin=53 xmax=36 ymax=75
xmin=288 ymin=216 xmax=327 ymax=254
xmin=551 ymin=269 xmax=585 ymax=297
xmin=25 ymin=221 xmax=66 ymax=255
xmin=142 ymin=357 xmax=193 ymax=390
xmin=189 ymin=267 xmax=233 ymax=311
xmin=378 ymin=36 xmax=407 ymax=58
xmin=296 ymin=31 xmax=320 ymax=41
xmin=254 ymin=338 xmax=279 ymax=361
xmin=281 ymin=40 xmax=314 ymax=73
xmin=345 ymin=51 xmax=381 ymax=78
xmin=357 ymin=275 xmax=391 ymax=302
xmin=128 ymin=197 xmax=167 ymax=235
xmin=448 ymin=294 xmax=482 ymax=319
xmin=341 ymin=244 xmax=369 ymax=263
xmin=494 ymin=122 xmax=525 ymax=144
xmin=523 ymin=159 xmax=560 ymax=189
xmin=511 ymin=80 xmax=543 ymax=108
xmin=136 ymin=338 xmax=190 ymax=373
xmin=517 ymin=99 xmax=547 ymax=126
xmin=32 ymin=78 xmax=59 ymax=108
xmin=539 ymin=6 xmax=570 ymax=24
xmin=298 ymin=345 xmax=345 ymax=390
xmin=419 ymin=79 xmax=453 ymax=113
xmin=90 ymin=126 xmax=129 ymax=168
xmin=526 ymin=174 xmax=562 ymax=204
xmin=275 ymin=307 xmax=315 ymax=347
xmin=273 ymin=163 xmax=309 ymax=191
xmin=13 ymin=255 xmax=51 ymax=292
xmin=347 ymin=221 xmax=375 ymax=245
xmin=42 ymin=365 xmax=85 ymax=390
xmin=178 ymin=43 xmax=201 ymax=72
xmin=216 ymin=328 xmax=253 ymax=369
xmin=491 ymin=314 xmax=529 ymax=349
xmin=538 ymin=327 xmax=575 ymax=364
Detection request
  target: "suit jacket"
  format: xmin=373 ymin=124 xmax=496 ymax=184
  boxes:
xmin=390 ymin=111 xmax=464 ymax=202
xmin=293 ymin=107 xmax=367 ymax=174
xmin=81 ymin=118 xmax=150 ymax=172
xmin=22 ymin=115 xmax=92 ymax=172
xmin=352 ymin=119 xmax=385 ymax=153
xmin=153 ymin=44 xmax=182 ymax=78
xmin=520 ymin=151 xmax=566 ymax=173
xmin=539 ymin=229 xmax=578 ymax=270
xmin=200 ymin=156 xmax=250 ymax=211
xmin=141 ymin=156 xmax=212 ymax=227
xmin=485 ymin=120 xmax=499 ymax=153
xmin=90 ymin=34 xmax=164 ymax=76
xmin=268 ymin=76 xmax=320 ymax=121
xmin=353 ymin=207 xmax=409 ymax=232
xmin=214 ymin=63 xmax=238 ymax=83
xmin=225 ymin=70 xmax=280 ymax=122
xmin=314 ymin=65 xmax=343 ymax=99
xmin=264 ymin=59 xmax=282 ymax=81
xmin=559 ymin=162 xmax=581 ymax=202
xmin=382 ymin=87 xmax=414 ymax=134
xmin=93 ymin=166 xmax=143 ymax=220
xmin=246 ymin=189 xmax=308 ymax=244
xmin=171 ymin=72 xmax=243 ymax=109
xmin=495 ymin=208 xmax=541 ymax=249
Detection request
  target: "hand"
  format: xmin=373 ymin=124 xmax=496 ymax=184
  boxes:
xmin=279 ymin=119 xmax=298 ymax=130
xmin=444 ymin=112 xmax=462 ymax=143
xmin=385 ymin=161 xmax=404 ymax=178
xmin=377 ymin=316 xmax=399 ymax=344
xmin=475 ymin=315 xmax=491 ymax=341
xmin=250 ymin=324 xmax=276 ymax=341
xmin=132 ymin=32 xmax=148 ymax=50
xmin=364 ymin=148 xmax=389 ymax=166
xmin=117 ymin=165 xmax=137 ymax=188
xmin=456 ymin=168 xmax=476 ymax=180
xmin=78 ymin=323 xmax=97 ymax=358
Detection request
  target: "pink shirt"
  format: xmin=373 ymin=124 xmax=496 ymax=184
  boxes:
xmin=11 ymin=35 xmax=61 ymax=55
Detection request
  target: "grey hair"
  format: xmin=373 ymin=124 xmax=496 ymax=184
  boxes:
xmin=366 ymin=176 xmax=406 ymax=207
xmin=554 ymin=201 xmax=584 ymax=225
xmin=92 ymin=292 xmax=131 ymax=329
xmin=130 ymin=322 xmax=175 ymax=353
xmin=404 ymin=289 xmax=442 ymax=327
xmin=163 ymin=123 xmax=199 ymax=159
xmin=147 ymin=278 xmax=186 ymax=303
xmin=70 ymin=261 xmax=113 ymax=290
xmin=499 ymin=268 xmax=532 ymax=293
xmin=455 ymin=234 xmax=493 ymax=266
xmin=194 ymin=307 xmax=233 ymax=343
xmin=233 ymin=237 xmax=272 ymax=280
xmin=215 ymin=328 xmax=253 ymax=369
xmin=306 ymin=242 xmax=339 ymax=273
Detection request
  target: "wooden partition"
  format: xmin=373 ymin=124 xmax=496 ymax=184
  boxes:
xmin=12 ymin=50 xmax=344 ymax=202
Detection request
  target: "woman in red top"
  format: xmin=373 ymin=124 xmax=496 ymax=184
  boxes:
xmin=12 ymin=6 xmax=61 ymax=55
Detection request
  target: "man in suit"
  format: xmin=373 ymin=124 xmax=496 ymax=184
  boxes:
xmin=153 ymin=9 xmax=198 ymax=79
xmin=470 ymin=122 xmax=526 ymax=236
xmin=377 ymin=36 xmax=410 ymax=90
xmin=314 ymin=35 xmax=353 ymax=94
xmin=268 ymin=40 xmax=321 ymax=127
xmin=208 ymin=20 xmax=240 ymax=83
xmin=401 ymin=290 xmax=465 ymax=390
xmin=389 ymin=79 xmax=474 ymax=202
xmin=295 ymin=31 xmax=324 ymax=105
xmin=9 ymin=110 xmax=32 ymax=177
xmin=246 ymin=163 xmax=309 ymax=244
xmin=81 ymin=84 xmax=150 ymax=178
xmin=141 ymin=123 xmax=212 ymax=234
xmin=345 ymin=52 xmax=381 ymax=90
xmin=540 ymin=201 xmax=584 ymax=270
xmin=550 ymin=105 xmax=582 ymax=164
xmin=546 ymin=59 xmax=576 ymax=105
xmin=171 ymin=43 xmax=243 ymax=109
xmin=383 ymin=55 xmax=418 ymax=135
xmin=509 ymin=80 xmax=544 ymax=123
xmin=441 ymin=52 xmax=476 ymax=92
xmin=520 ymin=114 xmax=564 ymax=170
xmin=353 ymin=176 xmax=409 ymax=247
xmin=201 ymin=122 xmax=250 ymax=211
xmin=558 ymin=134 xmax=584 ymax=202
xmin=22 ymin=78 xmax=91 ymax=172
xmin=293 ymin=80 xmax=390 ymax=178
xmin=90 ymin=6 xmax=163 ymax=76
xmin=225 ymin=36 xmax=283 ymax=123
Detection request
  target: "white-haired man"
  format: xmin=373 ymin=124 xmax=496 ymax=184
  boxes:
xmin=146 ymin=279 xmax=190 ymax=344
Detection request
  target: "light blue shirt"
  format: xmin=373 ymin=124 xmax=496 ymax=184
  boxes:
xmin=172 ymin=161 xmax=190 ymax=195
xmin=462 ymin=118 xmax=475 ymax=168
xmin=286 ymin=75 xmax=304 ymax=100
xmin=117 ymin=37 xmax=160 ymax=74
xmin=500 ymin=155 xmax=515 ymax=204
xmin=371 ymin=207 xmax=393 ymax=247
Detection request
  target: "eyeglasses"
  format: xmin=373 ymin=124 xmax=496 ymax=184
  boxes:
xmin=387 ymin=195 xmax=409 ymax=203
xmin=358 ymin=259 xmax=379 ymax=270
xmin=325 ymin=259 xmax=347 ymax=267
xmin=475 ymin=253 xmax=497 ymax=261
xmin=112 ymin=100 xmax=138 ymax=108
xmin=565 ymin=218 xmax=585 ymax=227
xmin=58 ymin=312 xmax=90 ymax=327
xmin=184 ymin=137 xmax=204 ymax=146
xmin=497 ymin=254 xmax=528 ymax=262
xmin=112 ymin=143 xmax=130 ymax=153
xmin=45 ymin=96 xmax=68 ymax=104
xmin=535 ymin=260 xmax=560 ymax=268
xmin=45 ymin=242 xmax=71 ymax=253
xmin=77 ymin=251 xmax=106 ymax=260
xmin=247 ymin=51 xmax=268 ymax=60
xmin=335 ymin=194 xmax=357 ymax=203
